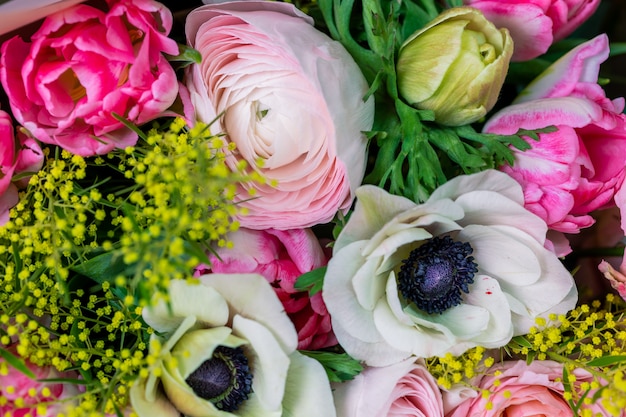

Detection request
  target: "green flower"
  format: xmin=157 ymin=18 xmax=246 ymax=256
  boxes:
xmin=397 ymin=7 xmax=513 ymax=126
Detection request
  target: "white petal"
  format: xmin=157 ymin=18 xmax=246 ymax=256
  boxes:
xmin=232 ymin=314 xmax=290 ymax=413
xmin=428 ymin=170 xmax=524 ymax=205
xmin=143 ymin=280 xmax=229 ymax=333
xmin=330 ymin=316 xmax=410 ymax=366
xmin=463 ymin=276 xmax=514 ymax=347
xmin=282 ymin=352 xmax=337 ymax=417
xmin=335 ymin=185 xmax=417 ymax=252
xmin=353 ymin=256 xmax=387 ymax=310
xmin=198 ymin=273 xmax=298 ymax=353
xmin=323 ymin=241 xmax=385 ymax=343
xmin=458 ymin=225 xmax=542 ymax=286
xmin=454 ymin=190 xmax=548 ymax=244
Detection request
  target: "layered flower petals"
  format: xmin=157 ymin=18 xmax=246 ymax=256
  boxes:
xmin=465 ymin=0 xmax=600 ymax=61
xmin=131 ymin=274 xmax=336 ymax=417
xmin=322 ymin=170 xmax=576 ymax=365
xmin=185 ymin=1 xmax=374 ymax=229
xmin=486 ymin=35 xmax=626 ymax=253
xmin=0 ymin=0 xmax=178 ymax=156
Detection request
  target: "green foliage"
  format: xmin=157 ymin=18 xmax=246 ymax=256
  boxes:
xmin=300 ymin=350 xmax=364 ymax=382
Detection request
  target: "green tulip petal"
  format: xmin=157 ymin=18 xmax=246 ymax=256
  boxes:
xmin=171 ymin=327 xmax=246 ymax=378
xmin=130 ymin=376 xmax=181 ymax=417
xmin=161 ymin=358 xmax=230 ymax=417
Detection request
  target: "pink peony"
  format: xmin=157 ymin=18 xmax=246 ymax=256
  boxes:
xmin=195 ymin=227 xmax=337 ymax=350
xmin=184 ymin=1 xmax=374 ymax=230
xmin=0 ymin=111 xmax=43 ymax=225
xmin=484 ymin=35 xmax=626 ymax=256
xmin=445 ymin=360 xmax=616 ymax=417
xmin=0 ymin=0 xmax=179 ymax=156
xmin=0 ymin=347 xmax=80 ymax=416
xmin=464 ymin=0 xmax=600 ymax=61
xmin=333 ymin=359 xmax=444 ymax=417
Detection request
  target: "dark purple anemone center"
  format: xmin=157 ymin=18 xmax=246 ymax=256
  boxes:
xmin=397 ymin=235 xmax=478 ymax=314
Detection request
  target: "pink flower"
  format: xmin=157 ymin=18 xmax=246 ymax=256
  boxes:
xmin=464 ymin=0 xmax=600 ymax=61
xmin=0 ymin=347 xmax=79 ymax=416
xmin=0 ymin=0 xmax=179 ymax=156
xmin=598 ymin=260 xmax=626 ymax=301
xmin=445 ymin=360 xmax=614 ymax=417
xmin=184 ymin=1 xmax=374 ymax=230
xmin=484 ymin=35 xmax=626 ymax=256
xmin=0 ymin=111 xmax=43 ymax=225
xmin=333 ymin=359 xmax=444 ymax=417
xmin=194 ymin=227 xmax=337 ymax=350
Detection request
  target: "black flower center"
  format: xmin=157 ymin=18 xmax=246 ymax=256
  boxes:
xmin=397 ymin=235 xmax=478 ymax=314
xmin=185 ymin=346 xmax=253 ymax=412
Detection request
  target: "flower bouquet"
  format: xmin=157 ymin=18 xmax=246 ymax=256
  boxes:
xmin=1 ymin=0 xmax=626 ymax=416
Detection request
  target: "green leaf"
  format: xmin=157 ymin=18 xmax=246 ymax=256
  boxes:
xmin=300 ymin=350 xmax=363 ymax=382
xmin=586 ymin=355 xmax=626 ymax=367
xmin=294 ymin=266 xmax=327 ymax=296
xmin=609 ymin=42 xmax=626 ymax=57
xmin=70 ymin=250 xmax=132 ymax=284
xmin=0 ymin=348 xmax=36 ymax=379
xmin=510 ymin=335 xmax=533 ymax=349
xmin=165 ymin=44 xmax=202 ymax=68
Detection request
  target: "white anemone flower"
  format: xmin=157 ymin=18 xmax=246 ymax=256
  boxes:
xmin=130 ymin=273 xmax=336 ymax=417
xmin=322 ymin=170 xmax=577 ymax=366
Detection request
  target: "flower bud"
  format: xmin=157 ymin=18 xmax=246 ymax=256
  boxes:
xmin=397 ymin=7 xmax=513 ymax=126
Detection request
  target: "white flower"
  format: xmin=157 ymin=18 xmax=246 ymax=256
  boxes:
xmin=130 ymin=273 xmax=336 ymax=417
xmin=322 ymin=170 xmax=577 ymax=365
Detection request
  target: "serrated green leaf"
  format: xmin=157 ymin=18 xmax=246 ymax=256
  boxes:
xmin=294 ymin=266 xmax=327 ymax=296
xmin=0 ymin=348 xmax=35 ymax=379
xmin=300 ymin=350 xmax=363 ymax=382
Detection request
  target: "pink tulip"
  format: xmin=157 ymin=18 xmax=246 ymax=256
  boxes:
xmin=0 ymin=0 xmax=178 ymax=156
xmin=195 ymin=227 xmax=337 ymax=350
xmin=0 ymin=111 xmax=43 ymax=225
xmin=464 ymin=0 xmax=600 ymax=61
xmin=445 ymin=360 xmax=614 ymax=417
xmin=333 ymin=359 xmax=445 ymax=417
xmin=598 ymin=260 xmax=626 ymax=301
xmin=184 ymin=1 xmax=374 ymax=230
xmin=484 ymin=35 xmax=626 ymax=256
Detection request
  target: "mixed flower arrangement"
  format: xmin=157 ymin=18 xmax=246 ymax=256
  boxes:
xmin=0 ymin=0 xmax=625 ymax=416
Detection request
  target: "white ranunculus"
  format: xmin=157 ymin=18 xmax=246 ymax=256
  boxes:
xmin=322 ymin=170 xmax=577 ymax=366
xmin=130 ymin=274 xmax=336 ymax=417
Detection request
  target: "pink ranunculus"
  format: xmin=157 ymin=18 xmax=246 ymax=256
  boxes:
xmin=464 ymin=0 xmax=600 ymax=61
xmin=0 ymin=111 xmax=44 ymax=224
xmin=484 ymin=34 xmax=626 ymax=256
xmin=184 ymin=1 xmax=374 ymax=230
xmin=194 ymin=227 xmax=337 ymax=350
xmin=0 ymin=0 xmax=179 ymax=157
xmin=0 ymin=346 xmax=80 ymax=416
xmin=333 ymin=359 xmax=444 ymax=417
xmin=445 ymin=360 xmax=615 ymax=417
